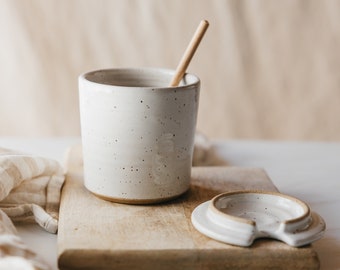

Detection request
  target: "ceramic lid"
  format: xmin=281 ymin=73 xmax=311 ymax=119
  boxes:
xmin=191 ymin=190 xmax=325 ymax=247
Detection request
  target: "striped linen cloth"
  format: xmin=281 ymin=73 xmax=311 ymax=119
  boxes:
xmin=0 ymin=147 xmax=65 ymax=270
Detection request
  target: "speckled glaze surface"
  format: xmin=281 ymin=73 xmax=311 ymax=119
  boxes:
xmin=191 ymin=191 xmax=326 ymax=247
xmin=79 ymin=68 xmax=200 ymax=204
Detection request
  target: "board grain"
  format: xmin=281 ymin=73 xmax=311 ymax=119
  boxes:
xmin=58 ymin=145 xmax=319 ymax=270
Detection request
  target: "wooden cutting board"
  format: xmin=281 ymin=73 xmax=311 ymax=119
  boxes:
xmin=58 ymin=145 xmax=319 ymax=270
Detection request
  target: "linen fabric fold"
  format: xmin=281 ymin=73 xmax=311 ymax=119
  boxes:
xmin=0 ymin=210 xmax=50 ymax=270
xmin=0 ymin=148 xmax=65 ymax=233
xmin=0 ymin=147 xmax=65 ymax=269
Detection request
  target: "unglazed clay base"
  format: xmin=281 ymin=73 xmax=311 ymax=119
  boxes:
xmin=90 ymin=188 xmax=189 ymax=205
xmin=191 ymin=191 xmax=326 ymax=247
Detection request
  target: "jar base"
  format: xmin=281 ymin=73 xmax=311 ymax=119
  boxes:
xmin=88 ymin=188 xmax=189 ymax=205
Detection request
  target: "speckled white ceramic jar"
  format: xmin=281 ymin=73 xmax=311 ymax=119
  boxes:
xmin=79 ymin=68 xmax=200 ymax=204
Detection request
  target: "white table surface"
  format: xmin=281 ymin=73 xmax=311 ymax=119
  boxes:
xmin=0 ymin=138 xmax=338 ymax=269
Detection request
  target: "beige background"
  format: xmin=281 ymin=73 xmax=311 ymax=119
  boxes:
xmin=1 ymin=0 xmax=340 ymax=140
